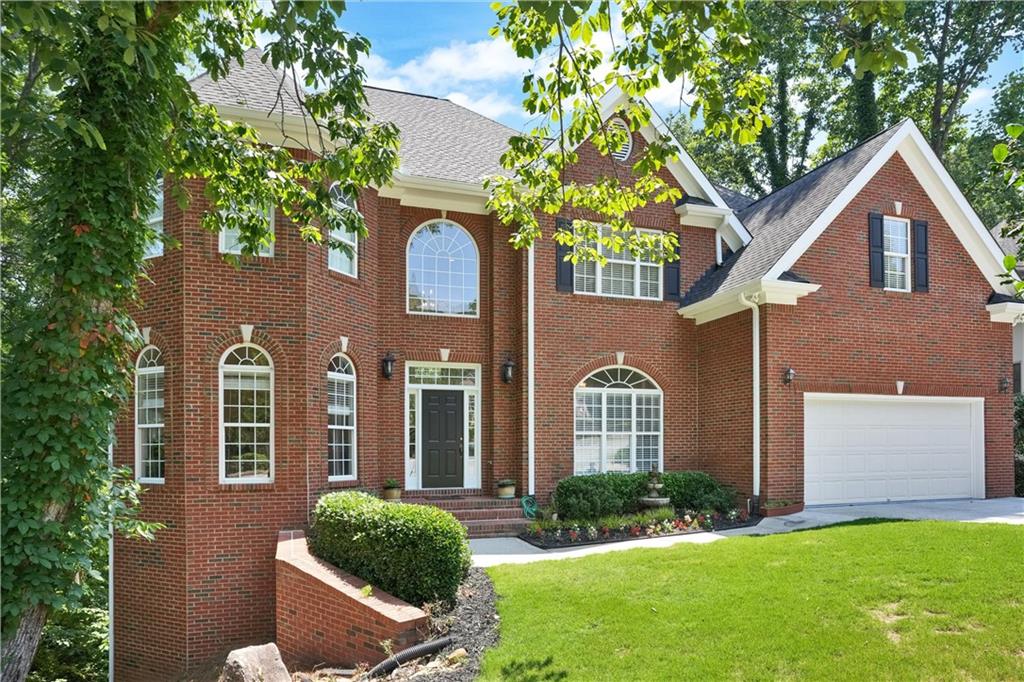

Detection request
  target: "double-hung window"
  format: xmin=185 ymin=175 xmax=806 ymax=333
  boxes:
xmin=220 ymin=344 xmax=273 ymax=483
xmin=328 ymin=184 xmax=358 ymax=277
xmin=144 ymin=175 xmax=165 ymax=259
xmin=574 ymin=226 xmax=662 ymax=300
xmin=327 ymin=354 xmax=356 ymax=480
xmin=136 ymin=346 xmax=165 ymax=482
xmin=883 ymin=216 xmax=911 ymax=291
xmin=219 ymin=204 xmax=275 ymax=257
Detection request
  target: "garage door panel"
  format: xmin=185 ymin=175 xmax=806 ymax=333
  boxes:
xmin=804 ymin=396 xmax=983 ymax=505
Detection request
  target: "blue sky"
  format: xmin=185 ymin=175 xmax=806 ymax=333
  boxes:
xmin=340 ymin=1 xmax=1021 ymax=132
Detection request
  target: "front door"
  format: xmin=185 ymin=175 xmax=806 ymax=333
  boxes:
xmin=422 ymin=390 xmax=464 ymax=488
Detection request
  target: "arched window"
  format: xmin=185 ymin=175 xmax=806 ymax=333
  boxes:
xmin=136 ymin=346 xmax=165 ymax=482
xmin=328 ymin=183 xmax=358 ymax=277
xmin=220 ymin=344 xmax=273 ymax=483
xmin=407 ymin=220 xmax=479 ymax=317
xmin=327 ymin=354 xmax=356 ymax=480
xmin=574 ymin=366 xmax=662 ymax=475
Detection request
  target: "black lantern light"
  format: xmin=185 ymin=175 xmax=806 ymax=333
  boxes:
xmin=782 ymin=367 xmax=796 ymax=385
xmin=501 ymin=355 xmax=517 ymax=384
xmin=999 ymin=376 xmax=1011 ymax=394
xmin=381 ymin=351 xmax=396 ymax=379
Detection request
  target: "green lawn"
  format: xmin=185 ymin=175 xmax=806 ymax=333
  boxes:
xmin=481 ymin=521 xmax=1024 ymax=681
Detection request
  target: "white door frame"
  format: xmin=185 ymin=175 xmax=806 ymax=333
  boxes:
xmin=404 ymin=362 xmax=482 ymax=490
xmin=803 ymin=393 xmax=986 ymax=504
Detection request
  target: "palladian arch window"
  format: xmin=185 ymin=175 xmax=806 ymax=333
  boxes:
xmin=573 ymin=366 xmax=663 ymax=475
xmin=220 ymin=344 xmax=273 ymax=483
xmin=406 ymin=220 xmax=479 ymax=316
xmin=136 ymin=346 xmax=165 ymax=482
xmin=327 ymin=354 xmax=356 ymax=480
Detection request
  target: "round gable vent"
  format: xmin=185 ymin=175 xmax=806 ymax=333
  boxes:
xmin=608 ymin=117 xmax=633 ymax=163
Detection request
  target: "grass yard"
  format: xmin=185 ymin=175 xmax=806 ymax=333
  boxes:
xmin=480 ymin=520 xmax=1024 ymax=681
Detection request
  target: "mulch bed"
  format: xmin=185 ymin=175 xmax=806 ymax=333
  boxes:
xmin=518 ymin=516 xmax=762 ymax=550
xmin=385 ymin=567 xmax=499 ymax=681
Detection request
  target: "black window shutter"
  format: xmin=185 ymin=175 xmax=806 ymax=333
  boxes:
xmin=912 ymin=219 xmax=929 ymax=292
xmin=554 ymin=217 xmax=574 ymax=291
xmin=868 ymin=212 xmax=884 ymax=288
xmin=663 ymin=243 xmax=681 ymax=301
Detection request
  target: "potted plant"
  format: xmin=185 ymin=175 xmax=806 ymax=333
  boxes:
xmin=496 ymin=478 xmax=516 ymax=499
xmin=382 ymin=478 xmax=402 ymax=501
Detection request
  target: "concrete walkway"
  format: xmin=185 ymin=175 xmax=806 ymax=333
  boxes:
xmin=470 ymin=497 xmax=1023 ymax=567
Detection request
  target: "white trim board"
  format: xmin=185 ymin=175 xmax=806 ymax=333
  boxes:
xmin=764 ymin=119 xmax=1014 ymax=296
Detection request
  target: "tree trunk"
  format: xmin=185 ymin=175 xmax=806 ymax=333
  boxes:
xmin=851 ymin=24 xmax=879 ymax=143
xmin=1 ymin=604 xmax=50 ymax=682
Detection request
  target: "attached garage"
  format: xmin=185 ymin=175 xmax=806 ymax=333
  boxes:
xmin=804 ymin=394 xmax=986 ymax=505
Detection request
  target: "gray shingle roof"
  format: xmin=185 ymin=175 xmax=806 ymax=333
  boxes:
xmin=190 ymin=48 xmax=516 ymax=185
xmin=681 ymin=123 xmax=905 ymax=306
xmin=364 ymin=87 xmax=516 ymax=184
xmin=713 ymin=183 xmax=756 ymax=211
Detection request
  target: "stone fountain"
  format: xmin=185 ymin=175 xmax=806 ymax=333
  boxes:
xmin=639 ymin=469 xmax=671 ymax=508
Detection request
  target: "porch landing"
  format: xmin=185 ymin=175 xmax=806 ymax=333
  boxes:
xmin=405 ymin=491 xmax=530 ymax=538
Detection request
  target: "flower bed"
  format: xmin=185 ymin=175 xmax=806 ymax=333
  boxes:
xmin=519 ymin=507 xmax=759 ymax=550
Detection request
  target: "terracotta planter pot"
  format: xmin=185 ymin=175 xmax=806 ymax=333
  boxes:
xmin=382 ymin=487 xmax=402 ymax=501
xmin=496 ymin=485 xmax=516 ymax=500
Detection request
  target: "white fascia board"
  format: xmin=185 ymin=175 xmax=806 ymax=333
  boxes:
xmin=377 ymin=172 xmax=491 ymax=215
xmin=763 ymin=119 xmax=1015 ymax=296
xmin=987 ymin=301 xmax=1024 ymax=324
xmin=675 ymin=202 xmax=731 ymax=228
xmin=679 ymin=279 xmax=821 ymax=325
xmin=212 ymin=103 xmax=334 ymax=151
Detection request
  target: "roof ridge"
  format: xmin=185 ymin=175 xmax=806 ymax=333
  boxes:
xmin=739 ymin=119 xmax=908 ymax=216
xmin=364 ymin=85 xmax=445 ymax=101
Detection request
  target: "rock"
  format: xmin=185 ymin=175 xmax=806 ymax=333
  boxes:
xmin=445 ymin=648 xmax=469 ymax=665
xmin=220 ymin=643 xmax=290 ymax=682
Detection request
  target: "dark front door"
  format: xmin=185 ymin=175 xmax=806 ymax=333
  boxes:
xmin=422 ymin=390 xmax=464 ymax=488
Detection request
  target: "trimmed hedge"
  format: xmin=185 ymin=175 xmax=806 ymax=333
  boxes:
xmin=553 ymin=471 xmax=735 ymax=521
xmin=309 ymin=491 xmax=471 ymax=606
xmin=1015 ymin=453 xmax=1024 ymax=497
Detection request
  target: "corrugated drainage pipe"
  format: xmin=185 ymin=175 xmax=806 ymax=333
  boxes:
xmin=365 ymin=636 xmax=454 ymax=678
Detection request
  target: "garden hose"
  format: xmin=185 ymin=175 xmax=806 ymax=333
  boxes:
xmin=520 ymin=495 xmax=538 ymax=519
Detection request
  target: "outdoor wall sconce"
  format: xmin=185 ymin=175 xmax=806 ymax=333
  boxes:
xmin=782 ymin=367 xmax=796 ymax=385
xmin=381 ymin=351 xmax=396 ymax=380
xmin=999 ymin=376 xmax=1011 ymax=393
xmin=501 ymin=356 xmax=517 ymax=384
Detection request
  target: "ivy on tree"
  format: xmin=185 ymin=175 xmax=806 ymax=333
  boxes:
xmin=0 ymin=2 xmax=398 ymax=680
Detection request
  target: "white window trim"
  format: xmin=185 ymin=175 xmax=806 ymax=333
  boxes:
xmin=405 ymin=219 xmax=481 ymax=319
xmin=403 ymin=361 xmax=482 ymax=490
xmin=883 ymin=215 xmax=911 ymax=292
xmin=327 ymin=354 xmax=357 ymax=482
xmin=144 ymin=176 xmax=165 ymax=260
xmin=608 ymin=116 xmax=633 ymax=163
xmin=218 ymin=343 xmax=275 ymax=484
xmin=573 ymin=366 xmax=664 ymax=475
xmin=574 ymin=227 xmax=664 ymax=301
xmin=219 ymin=206 xmax=276 ymax=257
xmin=135 ymin=346 xmax=165 ymax=484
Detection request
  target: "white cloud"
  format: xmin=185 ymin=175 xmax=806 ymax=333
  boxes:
xmin=446 ymin=91 xmax=521 ymax=120
xmin=966 ymin=87 xmax=995 ymax=107
xmin=363 ymin=39 xmax=531 ymax=92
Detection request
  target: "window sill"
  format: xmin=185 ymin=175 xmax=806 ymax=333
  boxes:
xmin=326 ymin=477 xmax=361 ymax=488
xmin=327 ymin=268 xmax=359 ymax=281
xmin=138 ymin=478 xmax=165 ymax=485
xmin=571 ymin=291 xmax=666 ymax=303
xmin=217 ymin=479 xmax=274 ymax=492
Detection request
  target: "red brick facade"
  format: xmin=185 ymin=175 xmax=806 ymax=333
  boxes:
xmin=275 ymin=531 xmax=427 ymax=669
xmin=113 ymin=134 xmax=1014 ymax=678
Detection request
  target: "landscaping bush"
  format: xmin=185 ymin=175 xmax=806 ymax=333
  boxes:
xmin=1015 ymin=453 xmax=1024 ymax=497
xmin=310 ymin=491 xmax=471 ymax=606
xmin=553 ymin=471 xmax=735 ymax=521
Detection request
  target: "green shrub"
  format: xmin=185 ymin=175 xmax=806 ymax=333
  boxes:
xmin=310 ymin=491 xmax=471 ymax=606
xmin=553 ymin=472 xmax=648 ymax=520
xmin=661 ymin=471 xmax=736 ymax=513
xmin=553 ymin=471 xmax=735 ymax=521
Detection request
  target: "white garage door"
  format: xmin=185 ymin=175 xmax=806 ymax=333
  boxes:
xmin=804 ymin=395 xmax=985 ymax=505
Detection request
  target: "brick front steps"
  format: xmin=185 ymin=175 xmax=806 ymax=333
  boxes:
xmin=404 ymin=494 xmax=530 ymax=538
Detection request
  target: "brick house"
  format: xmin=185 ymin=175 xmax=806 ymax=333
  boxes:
xmin=113 ymin=53 xmax=1019 ymax=679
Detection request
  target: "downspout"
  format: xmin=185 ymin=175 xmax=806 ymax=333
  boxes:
xmin=527 ymin=246 xmax=536 ymax=496
xmin=738 ymin=293 xmax=760 ymax=513
xmin=107 ymin=432 xmax=115 ymax=681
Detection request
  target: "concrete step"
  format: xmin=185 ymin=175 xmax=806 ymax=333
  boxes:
xmin=405 ymin=496 xmax=520 ymax=510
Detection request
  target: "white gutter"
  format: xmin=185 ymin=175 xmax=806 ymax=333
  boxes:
xmin=738 ymin=293 xmax=761 ymax=511
xmin=527 ymin=246 xmax=536 ymax=496
xmin=107 ymin=433 xmax=115 ymax=682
